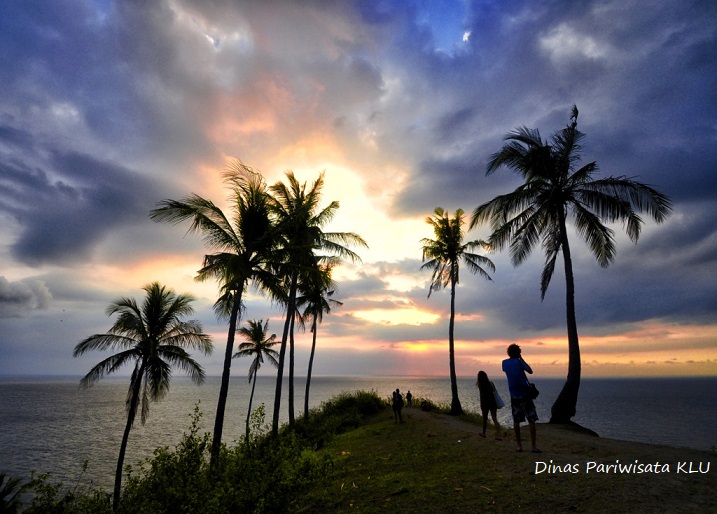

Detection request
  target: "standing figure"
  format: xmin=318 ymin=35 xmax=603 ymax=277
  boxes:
xmin=502 ymin=344 xmax=540 ymax=453
xmin=392 ymin=388 xmax=405 ymax=423
xmin=476 ymin=371 xmax=502 ymax=440
xmin=405 ymin=390 xmax=413 ymax=407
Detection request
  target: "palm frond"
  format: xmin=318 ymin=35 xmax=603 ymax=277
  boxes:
xmin=78 ymin=350 xmax=138 ymax=388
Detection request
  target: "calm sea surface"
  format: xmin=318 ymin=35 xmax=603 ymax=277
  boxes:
xmin=1 ymin=375 xmax=715 ymax=491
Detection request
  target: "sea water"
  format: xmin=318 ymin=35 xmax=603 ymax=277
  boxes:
xmin=0 ymin=375 xmax=715 ymax=491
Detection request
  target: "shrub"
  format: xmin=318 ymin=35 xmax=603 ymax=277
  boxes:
xmin=11 ymin=392 xmax=386 ymax=513
xmin=293 ymin=390 xmax=385 ymax=448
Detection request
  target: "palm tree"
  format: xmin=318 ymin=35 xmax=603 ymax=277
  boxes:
xmin=297 ymin=262 xmax=342 ymax=420
xmin=421 ymin=207 xmax=495 ymax=415
xmin=149 ymin=160 xmax=280 ymax=465
xmin=470 ymin=106 xmax=672 ymax=423
xmin=1 ymin=472 xmax=24 ymax=514
xmin=268 ymin=171 xmax=367 ymax=434
xmin=233 ymin=319 xmax=279 ymax=439
xmin=73 ymin=282 xmax=212 ymax=510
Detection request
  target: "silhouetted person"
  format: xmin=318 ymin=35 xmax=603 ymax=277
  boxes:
xmin=476 ymin=370 xmax=502 ymax=440
xmin=405 ymin=390 xmax=413 ymax=407
xmin=502 ymin=344 xmax=540 ymax=452
xmin=392 ymin=388 xmax=404 ymax=423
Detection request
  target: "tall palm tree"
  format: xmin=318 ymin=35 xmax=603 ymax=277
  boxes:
xmin=297 ymin=262 xmax=342 ymax=420
xmin=268 ymin=171 xmax=367 ymax=434
xmin=233 ymin=319 xmax=279 ymax=439
xmin=470 ymin=106 xmax=672 ymax=423
xmin=149 ymin=160 xmax=280 ymax=464
xmin=421 ymin=207 xmax=495 ymax=415
xmin=73 ymin=282 xmax=212 ymax=510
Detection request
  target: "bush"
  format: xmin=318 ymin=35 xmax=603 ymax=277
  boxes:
xmin=119 ymin=393 xmax=383 ymax=513
xmin=10 ymin=392 xmax=386 ymax=513
xmin=293 ymin=390 xmax=386 ymax=448
xmin=11 ymin=465 xmax=111 ymax=514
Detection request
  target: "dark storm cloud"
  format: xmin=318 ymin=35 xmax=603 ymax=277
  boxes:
xmin=379 ymin=0 xmax=717 ymax=213
xmin=0 ymin=277 xmax=52 ymax=318
xmin=0 ymin=150 xmax=160 ymax=265
xmin=361 ymin=0 xmax=717 ymax=340
xmin=1 ymin=0 xmax=715 ymax=376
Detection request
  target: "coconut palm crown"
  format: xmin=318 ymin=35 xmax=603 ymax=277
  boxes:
xmin=233 ymin=319 xmax=279 ymax=439
xmin=471 ymin=105 xmax=672 ymax=422
xmin=73 ymin=282 xmax=212 ymax=509
xmin=149 ymin=160 xmax=280 ymax=465
xmin=268 ymin=171 xmax=367 ymax=434
xmin=421 ymin=207 xmax=495 ymax=415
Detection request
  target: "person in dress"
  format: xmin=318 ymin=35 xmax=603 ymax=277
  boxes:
xmin=502 ymin=344 xmax=540 ymax=453
xmin=476 ymin=370 xmax=502 ymax=440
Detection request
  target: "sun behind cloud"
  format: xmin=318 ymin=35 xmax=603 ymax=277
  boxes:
xmin=353 ymin=307 xmax=439 ymax=326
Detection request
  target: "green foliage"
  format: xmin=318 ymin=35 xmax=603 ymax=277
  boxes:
xmin=1 ymin=472 xmax=25 ymax=514
xmin=11 ymin=468 xmax=111 ymax=514
xmin=411 ymin=396 xmax=449 ymax=414
xmin=117 ymin=392 xmax=382 ymax=513
xmin=9 ymin=392 xmax=385 ymax=513
xmin=293 ymin=390 xmax=386 ymax=448
xmin=119 ymin=404 xmax=212 ymax=513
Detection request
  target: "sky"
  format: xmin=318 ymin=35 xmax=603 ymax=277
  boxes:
xmin=1 ymin=0 xmax=716 ymax=380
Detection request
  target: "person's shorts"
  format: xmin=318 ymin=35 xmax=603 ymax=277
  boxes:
xmin=510 ymin=397 xmax=538 ymax=423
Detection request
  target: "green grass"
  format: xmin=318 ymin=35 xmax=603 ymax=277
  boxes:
xmin=8 ymin=392 xmax=716 ymax=513
xmin=292 ymin=406 xmax=717 ymax=513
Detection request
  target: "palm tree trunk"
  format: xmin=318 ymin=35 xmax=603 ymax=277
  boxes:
xmin=113 ymin=366 xmax=143 ymax=510
xmin=288 ymin=309 xmax=296 ymax=427
xmin=550 ymin=217 xmax=581 ymax=423
xmin=448 ymin=276 xmax=463 ymax=415
xmin=246 ymin=372 xmax=257 ymax=440
xmin=272 ymin=274 xmax=298 ymax=435
xmin=304 ymin=319 xmax=318 ymax=420
xmin=211 ymin=289 xmax=243 ymax=465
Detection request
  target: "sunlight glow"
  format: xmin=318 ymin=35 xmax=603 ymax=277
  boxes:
xmin=353 ymin=308 xmax=439 ymax=326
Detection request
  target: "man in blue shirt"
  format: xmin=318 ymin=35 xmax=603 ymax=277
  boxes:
xmin=502 ymin=344 xmax=540 ymax=453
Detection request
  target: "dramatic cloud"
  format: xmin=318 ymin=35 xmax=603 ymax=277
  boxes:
xmin=1 ymin=0 xmax=715 ymax=377
xmin=0 ymin=277 xmax=52 ymax=318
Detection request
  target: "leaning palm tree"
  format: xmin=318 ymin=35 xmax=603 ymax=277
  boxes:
xmin=73 ymin=282 xmax=212 ymax=510
xmin=233 ymin=319 xmax=279 ymax=439
xmin=149 ymin=160 xmax=280 ymax=465
xmin=268 ymin=171 xmax=367 ymax=434
xmin=296 ymin=261 xmax=342 ymax=420
xmin=471 ymin=105 xmax=672 ymax=423
xmin=1 ymin=472 xmax=24 ymax=514
xmin=421 ymin=207 xmax=495 ymax=415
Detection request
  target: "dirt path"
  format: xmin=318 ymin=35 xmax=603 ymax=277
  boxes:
xmin=395 ymin=407 xmax=717 ymax=512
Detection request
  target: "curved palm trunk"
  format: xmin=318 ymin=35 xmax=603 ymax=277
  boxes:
xmin=550 ymin=217 xmax=581 ymax=423
xmin=288 ymin=309 xmax=296 ymax=427
xmin=304 ymin=319 xmax=318 ymax=420
xmin=448 ymin=276 xmax=463 ymax=415
xmin=246 ymin=372 xmax=257 ymax=440
xmin=113 ymin=364 xmax=143 ymax=510
xmin=211 ymin=289 xmax=243 ymax=465
xmin=272 ymin=274 xmax=298 ymax=435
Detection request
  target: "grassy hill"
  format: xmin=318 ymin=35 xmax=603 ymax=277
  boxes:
xmin=293 ymin=405 xmax=717 ymax=513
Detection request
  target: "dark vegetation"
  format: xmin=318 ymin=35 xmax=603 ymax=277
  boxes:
xmin=5 ymin=391 xmax=716 ymax=513
xmin=2 ymin=391 xmax=385 ymax=513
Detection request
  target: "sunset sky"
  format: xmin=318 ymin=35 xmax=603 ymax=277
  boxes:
xmin=1 ymin=0 xmax=715 ymax=380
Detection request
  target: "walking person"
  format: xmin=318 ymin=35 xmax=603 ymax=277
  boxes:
xmin=405 ymin=390 xmax=413 ymax=408
xmin=502 ymin=344 xmax=540 ymax=453
xmin=476 ymin=370 xmax=502 ymax=440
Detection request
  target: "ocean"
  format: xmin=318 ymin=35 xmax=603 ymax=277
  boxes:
xmin=1 ymin=375 xmax=715 ymax=492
